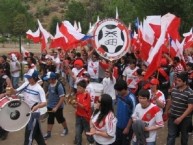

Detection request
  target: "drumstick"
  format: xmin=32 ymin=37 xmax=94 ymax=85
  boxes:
xmin=26 ymin=111 xmax=53 ymax=116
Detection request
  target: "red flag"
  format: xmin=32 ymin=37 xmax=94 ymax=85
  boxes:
xmin=161 ymin=13 xmax=181 ymax=41
xmin=144 ymin=46 xmax=163 ymax=80
xmin=167 ymin=17 xmax=181 ymax=41
xmin=38 ymin=20 xmax=51 ymax=52
xmin=144 ymin=24 xmax=167 ymax=80
xmin=49 ymin=23 xmax=67 ymax=50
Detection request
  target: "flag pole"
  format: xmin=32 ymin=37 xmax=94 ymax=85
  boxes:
xmin=168 ymin=34 xmax=171 ymax=57
xmin=19 ymin=35 xmax=23 ymax=81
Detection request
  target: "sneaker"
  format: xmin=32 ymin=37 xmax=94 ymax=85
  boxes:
xmin=43 ymin=133 xmax=51 ymax=140
xmin=60 ymin=128 xmax=68 ymax=136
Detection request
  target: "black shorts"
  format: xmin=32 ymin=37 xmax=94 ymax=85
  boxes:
xmin=47 ymin=107 xmax=65 ymax=124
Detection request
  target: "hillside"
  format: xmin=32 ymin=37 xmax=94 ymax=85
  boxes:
xmin=22 ymin=0 xmax=87 ymax=28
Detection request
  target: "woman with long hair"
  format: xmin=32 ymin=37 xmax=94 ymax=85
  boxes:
xmin=86 ymin=94 xmax=117 ymax=145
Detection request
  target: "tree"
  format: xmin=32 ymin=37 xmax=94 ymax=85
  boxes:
xmin=49 ymin=16 xmax=61 ymax=35
xmin=64 ymin=0 xmax=88 ymax=32
xmin=0 ymin=0 xmax=35 ymax=35
xmin=13 ymin=14 xmax=28 ymax=35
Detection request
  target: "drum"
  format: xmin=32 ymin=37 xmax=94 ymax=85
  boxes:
xmin=0 ymin=96 xmax=31 ymax=132
xmin=90 ymin=82 xmax=104 ymax=103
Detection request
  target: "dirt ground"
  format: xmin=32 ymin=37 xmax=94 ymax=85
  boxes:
xmin=1 ymin=104 xmax=193 ymax=145
xmin=0 ymin=43 xmax=193 ymax=145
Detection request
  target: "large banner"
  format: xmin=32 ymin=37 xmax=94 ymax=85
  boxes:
xmin=93 ymin=18 xmax=130 ymax=60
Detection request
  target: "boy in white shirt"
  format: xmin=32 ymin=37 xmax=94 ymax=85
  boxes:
xmin=132 ymin=89 xmax=164 ymax=145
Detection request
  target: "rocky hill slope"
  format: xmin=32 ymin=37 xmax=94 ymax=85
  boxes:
xmin=22 ymin=0 xmax=87 ymax=27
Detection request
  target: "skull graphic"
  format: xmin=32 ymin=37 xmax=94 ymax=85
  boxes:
xmin=93 ymin=18 xmax=130 ymax=60
xmin=98 ymin=25 xmax=124 ymax=54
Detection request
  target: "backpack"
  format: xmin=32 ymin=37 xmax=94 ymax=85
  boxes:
xmin=55 ymin=81 xmax=66 ymax=95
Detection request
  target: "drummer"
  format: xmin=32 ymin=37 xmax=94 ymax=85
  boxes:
xmin=0 ymin=64 xmax=12 ymax=140
xmin=14 ymin=69 xmax=47 ymax=145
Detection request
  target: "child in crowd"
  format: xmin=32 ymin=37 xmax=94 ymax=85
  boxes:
xmin=74 ymin=80 xmax=94 ymax=145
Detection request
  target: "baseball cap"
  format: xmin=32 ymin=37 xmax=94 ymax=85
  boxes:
xmin=43 ymin=72 xmax=57 ymax=81
xmin=24 ymin=69 xmax=38 ymax=79
xmin=74 ymin=59 xmax=84 ymax=67
xmin=160 ymin=58 xmax=167 ymax=66
xmin=150 ymin=78 xmax=159 ymax=85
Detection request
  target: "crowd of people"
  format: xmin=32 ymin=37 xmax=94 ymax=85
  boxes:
xmin=0 ymin=46 xmax=193 ymax=145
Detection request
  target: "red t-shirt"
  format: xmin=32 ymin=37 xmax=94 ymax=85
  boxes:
xmin=76 ymin=92 xmax=91 ymax=122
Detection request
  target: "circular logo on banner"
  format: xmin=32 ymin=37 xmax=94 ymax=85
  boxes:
xmin=93 ymin=18 xmax=130 ymax=60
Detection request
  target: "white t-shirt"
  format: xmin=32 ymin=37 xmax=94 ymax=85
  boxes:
xmin=87 ymin=59 xmax=99 ymax=79
xmin=86 ymin=83 xmax=96 ymax=107
xmin=72 ymin=67 xmax=85 ymax=88
xmin=16 ymin=82 xmax=46 ymax=111
xmin=149 ymin=90 xmax=166 ymax=110
xmin=102 ymin=77 xmax=116 ymax=100
xmin=122 ymin=66 xmax=139 ymax=88
xmin=53 ymin=57 xmax=61 ymax=73
xmin=132 ymin=103 xmax=164 ymax=142
xmin=10 ymin=60 xmax=20 ymax=77
xmin=91 ymin=111 xmax=117 ymax=145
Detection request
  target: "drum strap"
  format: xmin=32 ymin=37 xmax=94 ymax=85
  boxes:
xmin=16 ymin=83 xmax=30 ymax=95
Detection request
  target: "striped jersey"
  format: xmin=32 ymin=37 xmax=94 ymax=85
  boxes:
xmin=17 ymin=82 xmax=46 ymax=109
xmin=170 ymin=87 xmax=193 ymax=118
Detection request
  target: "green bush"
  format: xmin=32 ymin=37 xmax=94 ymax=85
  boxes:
xmin=0 ymin=36 xmax=7 ymax=43
xmin=42 ymin=7 xmax=50 ymax=16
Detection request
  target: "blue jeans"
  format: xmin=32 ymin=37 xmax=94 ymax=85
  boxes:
xmin=11 ymin=76 xmax=19 ymax=89
xmin=75 ymin=116 xmax=94 ymax=145
xmin=167 ymin=116 xmax=191 ymax=145
xmin=132 ymin=141 xmax=155 ymax=145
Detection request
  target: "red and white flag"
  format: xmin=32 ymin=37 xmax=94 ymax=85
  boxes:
xmin=60 ymin=21 xmax=91 ymax=50
xmin=161 ymin=13 xmax=181 ymax=41
xmin=21 ymin=46 xmax=29 ymax=58
xmin=60 ymin=21 xmax=84 ymax=44
xmin=37 ymin=20 xmax=51 ymax=51
xmin=73 ymin=21 xmax=78 ymax=31
xmin=139 ymin=18 xmax=156 ymax=61
xmin=146 ymin=15 xmax=161 ymax=39
xmin=77 ymin=22 xmax=82 ymax=33
xmin=144 ymin=24 xmax=167 ymax=80
xmin=26 ymin=28 xmax=41 ymax=43
xmin=49 ymin=23 xmax=67 ymax=49
xmin=183 ymin=28 xmax=193 ymax=49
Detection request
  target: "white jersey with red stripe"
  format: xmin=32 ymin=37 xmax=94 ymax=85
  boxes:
xmin=87 ymin=59 xmax=99 ymax=79
xmin=91 ymin=111 xmax=117 ymax=144
xmin=122 ymin=66 xmax=139 ymax=89
xmin=132 ymin=103 xmax=164 ymax=142
xmin=149 ymin=90 xmax=166 ymax=109
xmin=173 ymin=63 xmax=184 ymax=76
